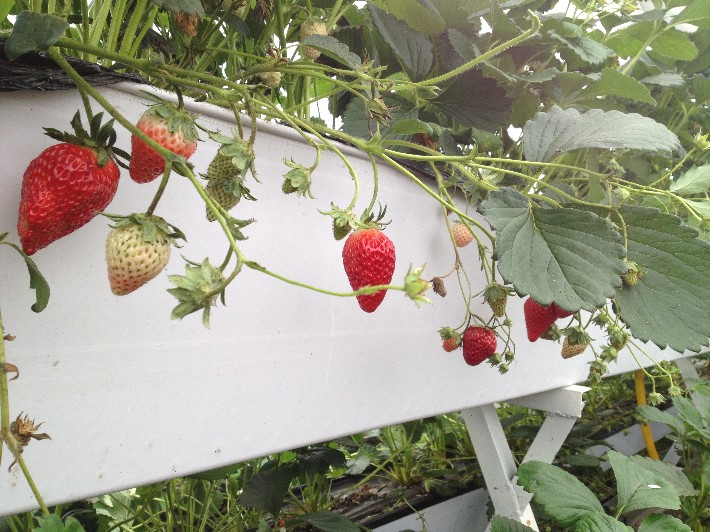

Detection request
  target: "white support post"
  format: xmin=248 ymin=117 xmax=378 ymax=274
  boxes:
xmin=462 ymin=385 xmax=588 ymax=531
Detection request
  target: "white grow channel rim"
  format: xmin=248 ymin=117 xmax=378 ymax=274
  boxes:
xmin=0 ymin=84 xmax=698 ymax=528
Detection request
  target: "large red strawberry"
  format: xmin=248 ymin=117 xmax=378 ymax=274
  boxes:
xmin=17 ymin=112 xmax=124 ymax=255
xmin=129 ymin=97 xmax=198 ymax=184
xmin=523 ymin=298 xmax=558 ymax=342
xmin=462 ymin=326 xmax=496 ymax=366
xmin=342 ymin=227 xmax=396 ymax=313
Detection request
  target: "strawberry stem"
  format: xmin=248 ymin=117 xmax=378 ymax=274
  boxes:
xmin=0 ymin=310 xmax=8 ymax=468
xmin=146 ymin=161 xmax=173 ymax=217
xmin=0 ymin=311 xmax=49 ymax=515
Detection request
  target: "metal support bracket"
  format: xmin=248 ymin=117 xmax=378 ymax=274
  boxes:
xmin=461 ymin=385 xmax=589 ymax=531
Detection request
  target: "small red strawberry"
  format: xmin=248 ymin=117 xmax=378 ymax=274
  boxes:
xmin=105 ymin=214 xmax=184 ymax=295
xmin=439 ymin=327 xmax=461 ymax=352
xmin=17 ymin=112 xmax=125 ymax=255
xmin=523 ymin=298 xmax=558 ymax=342
xmin=129 ymin=96 xmax=198 ymax=184
xmin=342 ymin=227 xmax=396 ymax=313
xmin=452 ymin=221 xmax=473 ymax=248
xmin=462 ymin=326 xmax=497 ymax=366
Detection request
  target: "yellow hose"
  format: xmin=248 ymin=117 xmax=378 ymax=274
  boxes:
xmin=634 ymin=370 xmax=660 ymax=460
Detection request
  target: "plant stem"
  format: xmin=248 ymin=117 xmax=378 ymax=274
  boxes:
xmin=418 ymin=12 xmax=541 ymax=87
xmin=0 ymin=309 xmax=8 ymax=468
xmin=14 ymin=453 xmax=50 ymax=515
xmin=145 ymin=162 xmax=173 ymax=216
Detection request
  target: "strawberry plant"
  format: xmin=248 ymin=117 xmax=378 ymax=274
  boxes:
xmin=1 ymin=0 xmax=710 ymax=525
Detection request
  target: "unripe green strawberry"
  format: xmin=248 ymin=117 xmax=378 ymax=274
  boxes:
xmin=300 ymin=19 xmax=328 ymax=59
xmin=452 ymin=221 xmax=473 ymax=247
xmin=105 ymin=215 xmax=182 ymax=295
xmin=484 ymin=282 xmax=508 ymax=317
xmin=205 ymin=177 xmax=241 ymax=221
xmin=258 ymin=71 xmax=282 ymax=88
xmin=206 ymin=153 xmax=238 ymax=180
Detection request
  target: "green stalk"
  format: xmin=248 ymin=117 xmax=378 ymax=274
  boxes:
xmin=105 ymin=0 xmax=128 ymax=58
xmin=0 ymin=309 xmax=8 ymax=468
xmin=418 ymin=13 xmax=541 ymax=87
xmin=128 ymin=5 xmax=159 ymax=59
xmin=14 ymin=453 xmax=49 ymax=515
xmin=80 ymin=0 xmax=91 ymax=50
xmin=118 ymin=0 xmax=148 ymax=57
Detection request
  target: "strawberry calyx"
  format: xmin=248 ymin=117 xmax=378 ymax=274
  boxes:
xmin=101 ymin=212 xmax=186 ymax=246
xmin=43 ymin=111 xmax=130 ymax=168
xmin=140 ymin=91 xmax=200 ymax=144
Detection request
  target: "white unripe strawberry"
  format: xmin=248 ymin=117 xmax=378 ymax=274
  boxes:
xmin=300 ymin=19 xmax=327 ymax=59
xmin=106 ymin=216 xmax=174 ymax=295
xmin=258 ymin=71 xmax=282 ymax=88
xmin=452 ymin=221 xmax=473 ymax=247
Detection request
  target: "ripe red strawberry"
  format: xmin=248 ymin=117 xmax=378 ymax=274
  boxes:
xmin=523 ymin=298 xmax=558 ymax=342
xmin=462 ymin=326 xmax=496 ymax=366
xmin=342 ymin=227 xmax=396 ymax=313
xmin=17 ymin=112 xmax=124 ymax=255
xmin=553 ymin=305 xmax=574 ymax=319
xmin=105 ymin=214 xmax=183 ymax=295
xmin=452 ymin=221 xmax=473 ymax=248
xmin=129 ymin=98 xmax=198 ymax=184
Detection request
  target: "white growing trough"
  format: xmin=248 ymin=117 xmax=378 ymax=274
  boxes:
xmin=0 ymin=85 xmax=697 ymax=529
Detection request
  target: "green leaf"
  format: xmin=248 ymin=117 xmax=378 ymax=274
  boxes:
xmin=578 ymin=67 xmax=656 ymax=105
xmin=575 ymin=513 xmax=632 ymax=532
xmin=637 ymin=405 xmax=686 ymax=434
xmin=2 ymin=241 xmax=50 ymax=312
xmin=638 ymin=514 xmax=692 ymax=532
xmin=627 ymin=456 xmax=696 ymax=497
xmin=615 ymin=206 xmax=710 ymax=352
xmin=0 ymin=0 xmax=13 ymax=23
xmin=34 ymin=515 xmax=85 ymax=532
xmin=489 ymin=515 xmax=536 ymax=531
xmin=368 ymin=4 xmax=433 ymax=81
xmin=93 ymin=490 xmax=136 ymax=529
xmin=670 ymin=165 xmax=710 ymax=195
xmin=298 ymin=447 xmax=346 ymax=476
xmin=651 ymin=28 xmax=698 ymax=60
xmin=516 ymin=461 xmax=605 ymax=527
xmin=300 ymin=511 xmax=360 ymax=532
xmin=607 ymin=451 xmax=681 ymax=514
xmin=479 ymin=188 xmax=627 ymax=311
xmin=672 ymin=0 xmax=710 ymax=28
xmin=385 ymin=118 xmax=432 ymax=137
xmin=256 ymin=519 xmax=271 ymax=532
xmin=691 ymin=75 xmax=710 ymax=103
xmin=188 ymin=463 xmax=243 ymax=480
xmin=431 ymin=69 xmax=512 ymax=132
xmin=548 ymin=31 xmax=615 ymax=65
xmin=672 ymin=396 xmax=705 ymax=432
xmin=150 ymin=0 xmax=204 ymax=16
xmin=4 ymin=11 xmax=70 ymax=60
xmin=237 ymin=465 xmax=297 ymax=516
xmin=639 ymin=72 xmax=685 ymax=87
xmin=523 ymin=106 xmax=683 ymax=162
xmin=301 ymin=35 xmax=361 ymax=69
xmin=387 ymin=0 xmax=445 ymax=38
